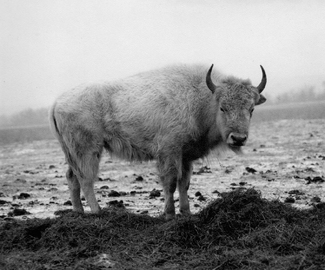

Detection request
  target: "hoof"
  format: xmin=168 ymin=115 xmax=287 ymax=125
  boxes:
xmin=90 ymin=204 xmax=101 ymax=214
xmin=165 ymin=213 xmax=176 ymax=221
xmin=73 ymin=208 xmax=85 ymax=214
xmin=91 ymin=208 xmax=102 ymax=214
xmin=180 ymin=209 xmax=191 ymax=216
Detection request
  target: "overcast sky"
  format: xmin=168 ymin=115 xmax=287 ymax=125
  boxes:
xmin=1 ymin=0 xmax=325 ymax=115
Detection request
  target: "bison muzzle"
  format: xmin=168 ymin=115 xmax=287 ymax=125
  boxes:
xmin=49 ymin=64 xmax=267 ymax=220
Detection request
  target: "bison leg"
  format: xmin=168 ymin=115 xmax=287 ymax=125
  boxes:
xmin=157 ymin=159 xmax=178 ymax=220
xmin=66 ymin=167 xmax=84 ymax=213
xmin=65 ymin=149 xmax=102 ymax=214
xmin=178 ymin=161 xmax=192 ymax=216
xmin=76 ymin=152 xmax=102 ymax=214
xmin=157 ymin=165 xmax=177 ymax=220
xmin=161 ymin=174 xmax=177 ymax=220
xmin=78 ymin=178 xmax=101 ymax=214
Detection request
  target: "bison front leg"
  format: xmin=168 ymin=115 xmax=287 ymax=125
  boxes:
xmin=178 ymin=161 xmax=192 ymax=216
xmin=157 ymin=159 xmax=178 ymax=220
xmin=160 ymin=174 xmax=177 ymax=220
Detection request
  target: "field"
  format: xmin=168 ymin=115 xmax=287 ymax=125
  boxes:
xmin=0 ymin=101 xmax=325 ymax=269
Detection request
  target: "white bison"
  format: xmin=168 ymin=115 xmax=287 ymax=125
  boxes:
xmin=49 ymin=64 xmax=267 ymax=220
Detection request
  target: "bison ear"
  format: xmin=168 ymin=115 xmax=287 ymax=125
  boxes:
xmin=255 ymin=94 xmax=266 ymax=106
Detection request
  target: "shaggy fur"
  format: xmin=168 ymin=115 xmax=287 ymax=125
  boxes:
xmin=49 ymin=64 xmax=266 ymax=219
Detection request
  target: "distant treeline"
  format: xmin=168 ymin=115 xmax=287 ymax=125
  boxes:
xmin=268 ymin=84 xmax=325 ymax=104
xmin=0 ymin=108 xmax=49 ymax=127
xmin=1 ymin=85 xmax=325 ymax=128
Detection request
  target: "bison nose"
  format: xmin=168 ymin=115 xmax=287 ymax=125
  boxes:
xmin=227 ymin=133 xmax=247 ymax=146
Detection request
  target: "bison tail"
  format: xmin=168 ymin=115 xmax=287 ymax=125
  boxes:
xmin=49 ymin=103 xmax=80 ymax=174
xmin=49 ymin=102 xmax=62 ymax=141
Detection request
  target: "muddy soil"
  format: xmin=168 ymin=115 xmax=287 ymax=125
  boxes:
xmin=0 ymin=119 xmax=324 ymax=220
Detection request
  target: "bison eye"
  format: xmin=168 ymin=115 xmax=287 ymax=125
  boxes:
xmin=220 ymin=107 xmax=226 ymax=113
xmin=250 ymin=108 xmax=254 ymax=115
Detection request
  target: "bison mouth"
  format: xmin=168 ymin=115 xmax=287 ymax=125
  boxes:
xmin=227 ymin=143 xmax=243 ymax=154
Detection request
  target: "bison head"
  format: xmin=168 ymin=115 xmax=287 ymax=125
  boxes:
xmin=206 ymin=65 xmax=267 ymax=152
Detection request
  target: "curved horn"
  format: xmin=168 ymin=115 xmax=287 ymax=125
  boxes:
xmin=206 ymin=64 xmax=217 ymax=93
xmin=256 ymin=65 xmax=267 ymax=93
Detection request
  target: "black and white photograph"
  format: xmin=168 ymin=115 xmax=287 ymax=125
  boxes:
xmin=1 ymin=1 xmax=325 ymax=269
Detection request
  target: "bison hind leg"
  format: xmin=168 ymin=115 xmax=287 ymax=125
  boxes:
xmin=74 ymin=151 xmax=102 ymax=214
xmin=64 ymin=142 xmax=103 ymax=213
xmin=66 ymin=167 xmax=84 ymax=213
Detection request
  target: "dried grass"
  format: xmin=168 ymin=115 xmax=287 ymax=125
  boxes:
xmin=1 ymin=188 xmax=325 ymax=269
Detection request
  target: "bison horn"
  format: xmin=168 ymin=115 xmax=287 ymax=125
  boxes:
xmin=206 ymin=64 xmax=217 ymax=93
xmin=256 ymin=65 xmax=267 ymax=93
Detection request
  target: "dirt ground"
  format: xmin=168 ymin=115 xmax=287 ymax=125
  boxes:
xmin=0 ymin=119 xmax=324 ymax=220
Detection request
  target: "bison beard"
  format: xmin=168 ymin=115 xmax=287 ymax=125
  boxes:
xmin=49 ymin=63 xmax=267 ymax=220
